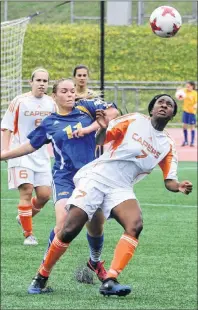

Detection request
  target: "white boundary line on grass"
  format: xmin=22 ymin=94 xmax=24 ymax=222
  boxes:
xmin=0 ymin=198 xmax=197 ymax=208
xmin=141 ymin=203 xmax=197 ymax=208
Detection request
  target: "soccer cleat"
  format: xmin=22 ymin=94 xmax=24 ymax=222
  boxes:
xmin=99 ymin=277 xmax=131 ymax=297
xmin=181 ymin=142 xmax=188 ymax=146
xmin=28 ymin=273 xmax=53 ymax=294
xmin=87 ymin=259 xmax=107 ymax=282
xmin=24 ymin=235 xmax=38 ymax=246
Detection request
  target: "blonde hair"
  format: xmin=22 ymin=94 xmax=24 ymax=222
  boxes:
xmin=31 ymin=67 xmax=49 ymax=81
xmin=52 ymin=78 xmax=73 ymax=94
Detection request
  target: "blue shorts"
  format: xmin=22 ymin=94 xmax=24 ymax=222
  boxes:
xmin=182 ymin=111 xmax=196 ymax=125
xmin=52 ymin=170 xmax=75 ymax=204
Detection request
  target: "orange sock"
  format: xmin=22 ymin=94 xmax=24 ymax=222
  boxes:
xmin=18 ymin=205 xmax=32 ymax=238
xmin=39 ymin=236 xmax=69 ymax=278
xmin=106 ymin=233 xmax=138 ymax=279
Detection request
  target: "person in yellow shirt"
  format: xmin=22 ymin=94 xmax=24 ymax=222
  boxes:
xmin=180 ymin=81 xmax=197 ymax=147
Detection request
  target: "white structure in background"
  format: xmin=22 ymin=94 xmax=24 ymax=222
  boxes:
xmin=1 ymin=17 xmax=30 ymax=115
xmin=107 ymin=1 xmax=132 ymax=25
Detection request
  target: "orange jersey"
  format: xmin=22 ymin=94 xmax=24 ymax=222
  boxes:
xmin=183 ymin=89 xmax=197 ymax=114
xmin=74 ymin=113 xmax=178 ymax=188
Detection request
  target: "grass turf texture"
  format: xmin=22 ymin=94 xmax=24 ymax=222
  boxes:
xmin=1 ymin=161 xmax=197 ymax=309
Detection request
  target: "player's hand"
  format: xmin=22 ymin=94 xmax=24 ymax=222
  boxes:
xmin=72 ymin=127 xmax=89 ymax=138
xmin=96 ymin=109 xmax=109 ymax=129
xmin=178 ymin=180 xmax=193 ymax=195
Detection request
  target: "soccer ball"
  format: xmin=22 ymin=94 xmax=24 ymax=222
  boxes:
xmin=175 ymin=89 xmax=186 ymax=101
xmin=150 ymin=6 xmax=182 ymax=38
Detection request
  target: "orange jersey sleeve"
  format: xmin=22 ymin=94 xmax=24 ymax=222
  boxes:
xmin=158 ymin=142 xmax=178 ymax=180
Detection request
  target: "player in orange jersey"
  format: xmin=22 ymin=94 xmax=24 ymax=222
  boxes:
xmin=27 ymin=94 xmax=192 ymax=296
xmin=1 ymin=68 xmax=56 ymax=245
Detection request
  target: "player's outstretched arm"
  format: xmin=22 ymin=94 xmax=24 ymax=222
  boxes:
xmin=72 ymin=121 xmax=100 ymax=138
xmin=1 ymin=129 xmax=12 ymax=152
xmin=0 ymin=141 xmax=36 ymax=161
xmin=73 ymin=107 xmax=119 ymax=138
xmin=165 ymin=179 xmax=193 ymax=195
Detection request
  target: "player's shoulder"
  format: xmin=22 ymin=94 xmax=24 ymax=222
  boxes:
xmin=113 ymin=112 xmax=149 ymax=123
xmin=43 ymin=94 xmax=56 ymax=105
xmin=87 ymin=88 xmax=101 ymax=99
xmin=12 ymin=91 xmax=32 ymax=102
xmin=163 ymin=129 xmax=176 ymax=146
xmin=43 ymin=111 xmax=57 ymax=121
xmin=43 ymin=94 xmax=55 ymax=101
xmin=7 ymin=92 xmax=32 ymax=112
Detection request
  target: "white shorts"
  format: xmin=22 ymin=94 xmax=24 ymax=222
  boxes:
xmin=8 ymin=167 xmax=52 ymax=190
xmin=67 ymin=177 xmax=136 ymax=221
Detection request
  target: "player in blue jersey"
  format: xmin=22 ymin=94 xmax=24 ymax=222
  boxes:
xmin=1 ymin=78 xmax=119 ymax=284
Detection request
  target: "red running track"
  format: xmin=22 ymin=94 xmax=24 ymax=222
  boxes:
xmin=167 ymin=128 xmax=197 ymax=162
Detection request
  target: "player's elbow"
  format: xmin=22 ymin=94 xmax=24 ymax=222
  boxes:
xmin=107 ymin=107 xmax=120 ymax=120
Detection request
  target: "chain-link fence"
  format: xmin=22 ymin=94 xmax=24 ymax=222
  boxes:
xmin=19 ymin=80 xmax=196 ymax=125
xmin=1 ymin=1 xmax=197 ymax=24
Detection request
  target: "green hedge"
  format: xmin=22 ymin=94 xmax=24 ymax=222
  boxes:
xmin=23 ymin=24 xmax=197 ymax=81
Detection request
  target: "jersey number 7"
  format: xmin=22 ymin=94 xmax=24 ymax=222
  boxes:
xmin=136 ymin=150 xmax=148 ymax=159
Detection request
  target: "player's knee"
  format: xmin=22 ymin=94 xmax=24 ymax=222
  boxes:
xmin=86 ymin=222 xmax=104 ymax=237
xmin=59 ymin=222 xmax=82 ymax=243
xmin=125 ymin=218 xmax=143 ymax=239
xmin=18 ymin=184 xmax=33 ymax=200
xmin=60 ymin=227 xmax=78 ymax=243
xmin=37 ymin=193 xmax=51 ymax=205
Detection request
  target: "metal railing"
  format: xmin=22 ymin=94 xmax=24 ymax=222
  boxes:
xmin=21 ymin=79 xmax=188 ymax=115
xmin=2 ymin=0 xmax=197 ymax=24
xmin=1 ymin=79 xmax=196 ymax=125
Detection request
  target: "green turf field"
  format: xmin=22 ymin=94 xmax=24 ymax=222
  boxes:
xmin=1 ymin=161 xmax=197 ymax=310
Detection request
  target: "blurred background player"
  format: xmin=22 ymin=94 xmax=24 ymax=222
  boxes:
xmin=178 ymin=81 xmax=197 ymax=147
xmin=73 ymin=64 xmax=101 ymax=102
xmin=0 ymin=78 xmax=119 ymax=281
xmin=26 ymin=94 xmax=192 ymax=296
xmin=1 ymin=68 xmax=56 ymax=245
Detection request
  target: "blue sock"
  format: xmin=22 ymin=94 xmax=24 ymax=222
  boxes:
xmin=183 ymin=129 xmax=188 ymax=143
xmin=42 ymin=228 xmax=55 ymax=263
xmin=87 ymin=233 xmax=104 ymax=266
xmin=191 ymin=130 xmax=195 ymax=144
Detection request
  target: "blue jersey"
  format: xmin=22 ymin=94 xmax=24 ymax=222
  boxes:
xmin=28 ymin=99 xmax=115 ymax=179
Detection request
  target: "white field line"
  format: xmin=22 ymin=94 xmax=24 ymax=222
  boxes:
xmin=0 ymin=198 xmax=196 ymax=208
